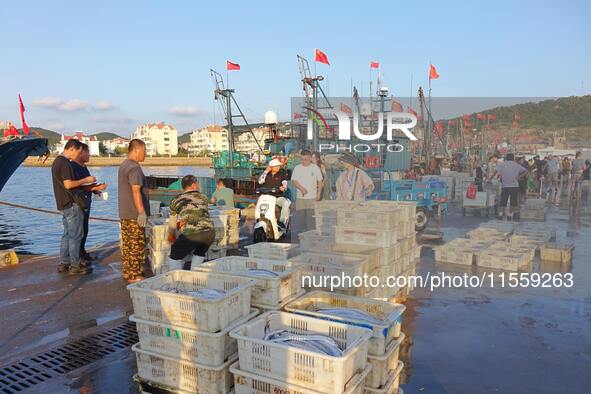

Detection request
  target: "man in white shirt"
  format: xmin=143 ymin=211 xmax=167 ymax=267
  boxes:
xmin=291 ymin=150 xmax=323 ymax=233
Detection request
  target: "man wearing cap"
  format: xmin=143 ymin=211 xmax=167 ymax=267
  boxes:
xmin=335 ymin=153 xmax=374 ymax=201
xmin=258 ymin=158 xmax=291 ymax=228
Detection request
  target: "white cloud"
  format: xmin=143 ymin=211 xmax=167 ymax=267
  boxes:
xmin=92 ymin=100 xmax=115 ymax=111
xmin=169 ymin=106 xmax=204 ymax=117
xmin=32 ymin=97 xmax=89 ymax=112
xmin=91 ymin=115 xmax=135 ymax=124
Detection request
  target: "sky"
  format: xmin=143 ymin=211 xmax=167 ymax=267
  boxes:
xmin=1 ymin=0 xmax=590 ymax=137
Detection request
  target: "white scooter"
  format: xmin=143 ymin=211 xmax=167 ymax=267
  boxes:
xmin=253 ymin=187 xmax=291 ymax=243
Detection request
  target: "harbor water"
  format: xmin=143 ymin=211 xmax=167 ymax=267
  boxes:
xmin=0 ymin=165 xmax=213 ymax=255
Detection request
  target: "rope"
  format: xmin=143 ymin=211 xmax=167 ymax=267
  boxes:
xmin=0 ymin=200 xmax=119 ymax=223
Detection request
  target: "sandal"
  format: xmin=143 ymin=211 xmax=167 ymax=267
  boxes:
xmin=126 ymin=276 xmax=145 ymax=284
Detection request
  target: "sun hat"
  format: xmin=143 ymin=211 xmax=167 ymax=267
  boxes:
xmin=338 ymin=152 xmax=360 ymax=167
xmin=268 ymin=158 xmax=283 ymax=167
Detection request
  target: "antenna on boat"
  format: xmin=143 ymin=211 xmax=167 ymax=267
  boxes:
xmin=297 ymin=55 xmax=333 ymax=151
xmin=210 ymin=68 xmax=265 ymax=167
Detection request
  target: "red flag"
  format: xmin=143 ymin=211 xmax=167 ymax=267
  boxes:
xmin=407 ymin=107 xmax=418 ymax=116
xmin=340 ymin=102 xmax=352 ymax=114
xmin=391 ymin=100 xmax=403 ymax=113
xmin=476 ymin=113 xmax=485 ymax=121
xmin=293 ymin=112 xmax=304 ymax=119
xmin=487 ymin=114 xmax=497 ymax=121
xmin=314 ymin=48 xmax=330 ymax=65
xmin=18 ymin=95 xmax=30 ymax=135
xmin=4 ymin=122 xmax=20 ymax=137
xmin=462 ymin=114 xmax=471 ymax=122
xmin=448 ymin=119 xmax=457 ymax=127
xmin=429 ymin=64 xmax=439 ymax=80
xmin=434 ymin=121 xmax=444 ymax=137
xmin=485 ymin=124 xmax=493 ymax=130
xmin=226 ymin=60 xmax=240 ymax=70
xmin=370 ymin=61 xmax=380 ymax=69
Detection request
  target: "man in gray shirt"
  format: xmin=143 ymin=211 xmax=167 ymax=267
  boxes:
xmin=118 ymin=139 xmax=150 ymax=283
xmin=545 ymin=155 xmax=560 ymax=202
xmin=491 ymin=153 xmax=528 ymax=220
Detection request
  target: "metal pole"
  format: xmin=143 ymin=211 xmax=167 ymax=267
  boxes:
xmin=312 ymin=80 xmax=318 ymax=151
xmin=226 ymin=92 xmax=234 ymax=167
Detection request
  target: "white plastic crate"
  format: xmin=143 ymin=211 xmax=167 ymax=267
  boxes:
xmin=147 ymin=223 xmax=168 ymax=241
xmin=540 ymin=242 xmax=574 ymax=263
xmin=195 ymin=256 xmax=302 ymax=307
xmin=364 ymin=201 xmax=416 ymax=223
xmin=337 ymin=208 xmax=404 ymax=230
xmin=230 ymin=311 xmax=372 ymax=394
xmin=331 ymin=244 xmax=383 ymax=271
xmin=477 ymin=250 xmax=530 ymax=271
xmin=433 ymin=246 xmax=474 ymax=266
xmin=366 ymin=334 xmax=404 ymax=388
xmin=130 ymin=309 xmax=258 ymax=366
xmin=133 ymin=343 xmax=235 ymax=393
xmin=284 ymin=291 xmax=405 ymax=356
xmin=245 ymin=242 xmax=299 ymax=260
xmin=298 ymin=230 xmax=336 ymax=252
xmin=231 ymin=362 xmax=371 ymax=394
xmin=293 ymin=252 xmax=370 ymax=295
xmin=253 ymin=289 xmax=306 ymax=312
xmin=412 ymin=245 xmax=422 ymax=260
xmin=336 ymin=227 xmax=398 ymax=248
xmin=128 ymin=270 xmax=255 ymax=332
xmin=363 ymin=361 xmax=403 ymax=394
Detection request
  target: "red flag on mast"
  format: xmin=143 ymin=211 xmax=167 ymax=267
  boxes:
xmin=429 ymin=64 xmax=439 ymax=80
xmin=18 ymin=94 xmax=30 ymax=135
xmin=370 ymin=61 xmax=380 ymax=69
xmin=340 ymin=103 xmax=352 ymax=114
xmin=226 ymin=60 xmax=240 ymax=70
xmin=314 ymin=48 xmax=330 ymax=65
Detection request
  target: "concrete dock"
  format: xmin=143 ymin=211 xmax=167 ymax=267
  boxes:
xmin=0 ymin=199 xmax=590 ymax=393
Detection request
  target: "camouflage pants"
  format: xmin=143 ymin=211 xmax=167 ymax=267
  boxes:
xmin=120 ymin=219 xmax=145 ymax=280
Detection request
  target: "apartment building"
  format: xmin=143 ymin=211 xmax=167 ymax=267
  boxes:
xmin=132 ymin=122 xmax=178 ymax=155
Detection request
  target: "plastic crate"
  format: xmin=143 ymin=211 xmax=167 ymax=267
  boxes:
xmin=540 ymin=242 xmax=574 ymax=263
xmin=336 ymin=227 xmax=398 ymax=248
xmin=195 ymin=256 xmax=302 ymax=307
xmin=521 ymin=208 xmax=547 ymax=221
xmin=293 ymin=252 xmax=370 ymax=295
xmin=331 ymin=244 xmax=383 ymax=271
xmin=245 ymin=242 xmax=299 ymax=260
xmin=230 ymin=311 xmax=372 ymax=394
xmin=284 ymin=291 xmax=405 ymax=356
xmin=128 ymin=270 xmax=255 ymax=332
xmin=433 ymin=246 xmax=474 ymax=266
xmin=363 ymin=361 xmax=403 ymax=394
xmin=337 ymin=208 xmax=404 ymax=230
xmin=133 ymin=374 xmax=198 ymax=394
xmin=231 ymin=362 xmax=371 ymax=394
xmin=298 ymin=230 xmax=336 ymax=252
xmin=366 ymin=335 xmax=404 ymax=388
xmin=364 ymin=201 xmax=416 ymax=222
xmin=130 ymin=309 xmax=258 ymax=366
xmin=133 ymin=343 xmax=236 ymax=394
xmin=477 ymin=250 xmax=530 ymax=271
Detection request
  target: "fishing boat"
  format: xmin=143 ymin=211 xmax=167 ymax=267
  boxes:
xmin=0 ymin=136 xmax=49 ymax=192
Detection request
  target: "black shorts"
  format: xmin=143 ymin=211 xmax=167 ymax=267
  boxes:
xmin=170 ymin=232 xmax=215 ymax=260
xmin=500 ymin=187 xmax=520 ymax=207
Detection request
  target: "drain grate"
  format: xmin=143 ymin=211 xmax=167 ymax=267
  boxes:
xmin=0 ymin=321 xmax=137 ymax=393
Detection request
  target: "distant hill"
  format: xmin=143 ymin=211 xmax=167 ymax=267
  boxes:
xmin=452 ymin=95 xmax=591 ymax=129
xmin=92 ymin=132 xmax=123 ymax=141
xmin=18 ymin=127 xmax=61 ymax=144
xmin=178 ymin=132 xmax=192 ymax=144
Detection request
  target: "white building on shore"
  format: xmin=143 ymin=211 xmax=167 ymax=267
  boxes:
xmin=59 ymin=131 xmax=100 ymax=156
xmin=103 ymin=137 xmax=130 ymax=154
xmin=235 ymin=126 xmax=267 ymax=154
xmin=132 ymin=122 xmax=178 ymax=156
xmin=189 ymin=125 xmax=228 ymax=154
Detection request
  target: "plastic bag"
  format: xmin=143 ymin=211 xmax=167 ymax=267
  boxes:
xmin=466 ymin=183 xmax=477 ymax=199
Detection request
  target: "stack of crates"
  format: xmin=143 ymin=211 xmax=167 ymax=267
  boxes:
xmin=128 ymin=270 xmax=257 ymax=393
xmin=434 ymin=238 xmax=491 ymax=266
xmin=229 ymin=311 xmax=372 ymax=394
xmin=285 ymin=291 xmax=406 ymax=394
xmin=195 ymin=255 xmax=304 ymax=312
xmin=145 ymin=218 xmax=181 ymax=274
xmin=210 ymin=207 xmax=241 ymax=249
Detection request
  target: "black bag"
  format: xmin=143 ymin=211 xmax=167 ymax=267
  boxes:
xmin=70 ymin=188 xmax=91 ymax=211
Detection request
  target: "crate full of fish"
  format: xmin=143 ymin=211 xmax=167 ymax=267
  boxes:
xmin=230 ymin=311 xmax=371 ymax=394
xmin=363 ymin=360 xmax=403 ymax=394
xmin=133 ymin=343 xmax=236 ymax=394
xmin=231 ymin=362 xmax=371 ymax=394
xmin=244 ymin=242 xmax=299 ymax=260
xmin=365 ymin=335 xmax=404 ymax=388
xmin=284 ymin=291 xmax=405 ymax=356
xmin=195 ymin=256 xmax=302 ymax=307
xmin=130 ymin=309 xmax=258 ymax=367
xmin=336 ymin=226 xmax=398 ymax=248
xmin=128 ymin=270 xmax=255 ymax=332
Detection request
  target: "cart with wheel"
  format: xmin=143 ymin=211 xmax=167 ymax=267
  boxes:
xmin=461 ymin=180 xmax=497 ymax=217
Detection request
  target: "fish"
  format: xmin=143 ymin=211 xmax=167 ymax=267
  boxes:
xmin=263 ymin=329 xmax=343 ymax=356
xmin=316 ymin=307 xmax=383 ymax=325
xmin=157 ymin=284 xmax=226 ymax=299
